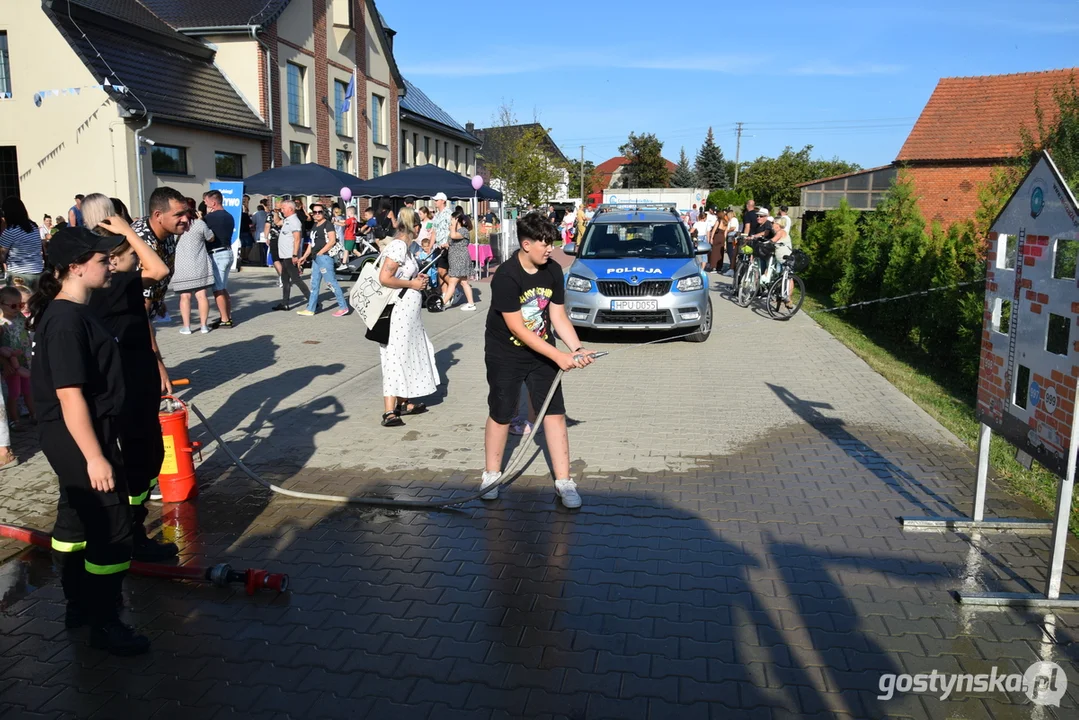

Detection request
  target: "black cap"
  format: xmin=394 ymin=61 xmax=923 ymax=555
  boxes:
xmin=48 ymin=226 xmax=121 ymax=267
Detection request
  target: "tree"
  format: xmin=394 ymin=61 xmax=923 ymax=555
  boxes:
xmin=1026 ymin=78 xmax=1079 ymax=192
xmin=618 ymin=132 xmax=670 ymax=188
xmin=482 ymin=102 xmax=564 ymax=207
xmin=670 ymin=147 xmax=698 ymax=188
xmin=567 ymin=158 xmax=599 ymax=199
xmin=738 ymin=145 xmax=860 ymax=208
xmin=694 ymin=127 xmax=729 ymax=189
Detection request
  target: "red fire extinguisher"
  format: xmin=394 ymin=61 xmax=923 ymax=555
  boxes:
xmin=158 ymin=392 xmax=201 ymax=502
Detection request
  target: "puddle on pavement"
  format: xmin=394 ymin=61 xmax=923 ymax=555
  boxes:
xmin=0 ymin=548 xmax=53 ymax=613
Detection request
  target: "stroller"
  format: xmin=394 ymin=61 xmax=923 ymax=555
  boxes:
xmin=417 ymin=246 xmax=446 ymax=313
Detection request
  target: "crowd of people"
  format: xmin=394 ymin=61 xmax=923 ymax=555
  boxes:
xmin=0 ymin=182 xmax=600 ymax=659
xmin=681 ymin=201 xmax=793 ymax=276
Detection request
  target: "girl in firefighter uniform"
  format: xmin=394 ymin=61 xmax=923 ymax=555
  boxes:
xmin=30 ymin=226 xmax=150 ymax=656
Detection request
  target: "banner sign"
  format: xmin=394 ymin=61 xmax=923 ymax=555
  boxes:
xmin=977 ymin=152 xmax=1079 ymax=477
xmin=210 ymin=181 xmax=244 ymax=244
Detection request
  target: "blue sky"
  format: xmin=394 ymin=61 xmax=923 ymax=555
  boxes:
xmin=382 ymin=0 xmax=1079 ymax=171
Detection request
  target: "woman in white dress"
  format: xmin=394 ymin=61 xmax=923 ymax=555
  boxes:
xmin=377 ymin=219 xmax=440 ymax=427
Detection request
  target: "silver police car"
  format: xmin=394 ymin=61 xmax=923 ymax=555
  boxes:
xmin=562 ymin=205 xmax=712 ymax=342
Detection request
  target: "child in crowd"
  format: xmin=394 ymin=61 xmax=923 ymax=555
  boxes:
xmin=343 ymin=206 xmax=359 ymax=262
xmin=18 ymin=285 xmax=31 ymax=318
xmin=0 ymin=286 xmax=34 ymax=426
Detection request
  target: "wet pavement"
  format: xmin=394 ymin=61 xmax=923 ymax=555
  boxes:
xmin=1 ymin=269 xmax=1078 ymax=718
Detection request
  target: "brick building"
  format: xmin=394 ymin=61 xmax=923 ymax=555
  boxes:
xmin=800 ymin=68 xmax=1078 ymax=228
xmin=142 ymin=0 xmax=403 ymax=180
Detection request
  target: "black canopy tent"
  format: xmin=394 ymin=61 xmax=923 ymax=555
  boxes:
xmin=351 ymin=164 xmax=502 ymax=201
xmin=242 ymin=163 xmax=366 ymax=196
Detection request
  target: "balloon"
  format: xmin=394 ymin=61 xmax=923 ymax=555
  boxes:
xmin=471 ymin=175 xmax=483 ymax=191
xmin=340 ymin=187 xmax=352 ymax=203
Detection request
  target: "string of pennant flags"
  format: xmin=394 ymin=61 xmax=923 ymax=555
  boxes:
xmin=0 ymin=79 xmax=129 ymax=105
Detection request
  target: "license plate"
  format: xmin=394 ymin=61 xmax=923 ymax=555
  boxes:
xmin=611 ymin=300 xmax=658 ymax=311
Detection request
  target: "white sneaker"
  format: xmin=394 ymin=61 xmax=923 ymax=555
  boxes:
xmin=461 ymin=304 xmax=477 ymax=312
xmin=722 ymin=270 xmax=733 ymax=277
xmin=554 ymin=479 xmax=582 ymax=508
xmin=480 ymin=471 xmax=501 ymax=500
xmin=200 ymin=326 xmax=210 ymax=334
xmin=178 ymin=327 xmax=192 ymax=335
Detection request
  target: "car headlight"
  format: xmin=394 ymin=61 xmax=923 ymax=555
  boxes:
xmin=566 ymin=274 xmax=593 ymax=292
xmin=676 ymin=275 xmax=703 ymax=292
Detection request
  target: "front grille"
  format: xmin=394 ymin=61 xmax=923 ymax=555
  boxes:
xmin=598 ymin=280 xmax=672 ymax=297
xmin=595 ymin=310 xmax=673 ymax=325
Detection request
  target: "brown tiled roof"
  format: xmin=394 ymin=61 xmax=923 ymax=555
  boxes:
xmin=896 ymin=69 xmax=1078 ymax=162
xmin=595 ymin=156 xmax=677 ymax=188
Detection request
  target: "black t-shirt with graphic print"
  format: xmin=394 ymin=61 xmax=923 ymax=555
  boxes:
xmin=485 ymin=250 xmax=565 ymax=360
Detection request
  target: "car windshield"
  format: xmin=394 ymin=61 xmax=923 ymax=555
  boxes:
xmin=579 ymin=222 xmax=694 ymax=259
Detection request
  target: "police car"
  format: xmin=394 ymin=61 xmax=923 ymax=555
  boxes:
xmin=562 ymin=203 xmax=712 ymax=342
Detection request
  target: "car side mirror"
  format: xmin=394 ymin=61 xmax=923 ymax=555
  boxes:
xmin=563 ymin=242 xmax=576 ymax=256
xmin=696 ymin=241 xmax=711 ymax=255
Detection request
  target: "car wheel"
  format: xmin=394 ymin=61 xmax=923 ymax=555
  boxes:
xmin=686 ymin=298 xmax=712 ymax=343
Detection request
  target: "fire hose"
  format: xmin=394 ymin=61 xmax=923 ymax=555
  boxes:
xmin=188 ymin=327 xmax=711 ymax=510
xmin=0 ymin=523 xmax=288 ymax=595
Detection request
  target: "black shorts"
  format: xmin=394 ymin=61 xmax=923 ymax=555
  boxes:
xmin=486 ymin=352 xmax=565 ymax=425
xmin=437 ymin=252 xmax=449 ymax=270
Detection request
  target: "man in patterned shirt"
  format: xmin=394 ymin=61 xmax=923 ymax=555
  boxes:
xmin=131 ymin=186 xmax=188 ymax=393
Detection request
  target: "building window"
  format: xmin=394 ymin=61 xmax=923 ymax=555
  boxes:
xmin=401 ymin=129 xmax=407 ymax=166
xmin=0 ymin=32 xmax=10 ymax=97
xmin=287 ymin=62 xmax=306 ymax=126
xmin=371 ymin=94 xmax=385 ymax=145
xmin=1048 ymin=313 xmax=1071 ymax=356
xmin=151 ymin=145 xmax=188 ymax=175
xmin=993 ymin=298 xmax=1012 ymax=335
xmin=1014 ymin=364 xmax=1030 ymax=409
xmin=423 ymin=136 xmax=430 ymax=164
xmin=1054 ymin=238 xmax=1079 ymax=280
xmin=413 ymin=133 xmax=419 ymax=166
xmin=453 ymin=145 xmax=460 ymax=173
xmin=373 ymin=157 xmax=385 ymax=178
xmin=215 ymin=152 xmax=243 ymax=179
xmin=289 ymin=141 xmax=307 ymax=165
xmin=336 ymin=149 xmax=350 ymax=172
xmin=334 ymin=79 xmax=350 ymax=136
xmin=464 ymin=148 xmax=470 ymax=174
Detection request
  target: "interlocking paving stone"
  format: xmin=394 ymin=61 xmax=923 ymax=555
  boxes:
xmin=1 ymin=271 xmax=1078 ymax=718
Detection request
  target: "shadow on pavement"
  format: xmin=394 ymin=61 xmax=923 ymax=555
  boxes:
xmin=767 ymin=383 xmax=964 ymax=518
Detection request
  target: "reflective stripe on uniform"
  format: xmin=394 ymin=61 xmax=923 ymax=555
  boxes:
xmin=50 ymin=537 xmax=86 ymax=553
xmin=150 ymin=477 xmax=159 ymax=488
xmin=129 ymin=489 xmax=149 ymax=505
xmin=84 ymin=560 xmax=130 ymax=575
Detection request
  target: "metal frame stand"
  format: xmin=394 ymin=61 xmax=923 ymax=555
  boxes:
xmin=901 ymin=423 xmax=1079 ymax=607
xmin=900 ymin=424 xmax=1053 ymax=532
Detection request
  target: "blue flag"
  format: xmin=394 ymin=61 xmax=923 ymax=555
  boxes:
xmin=340 ymin=73 xmax=355 ymax=114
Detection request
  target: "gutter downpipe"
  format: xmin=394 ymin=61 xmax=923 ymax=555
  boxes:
xmin=180 ymin=25 xmax=274 ymax=168
xmin=134 ymin=112 xmax=153 ymax=216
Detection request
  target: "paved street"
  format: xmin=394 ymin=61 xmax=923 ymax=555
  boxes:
xmin=1 ymin=266 xmax=1078 ymax=718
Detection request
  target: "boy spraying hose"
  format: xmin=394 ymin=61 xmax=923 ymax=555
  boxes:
xmin=481 ymin=213 xmax=595 ymax=508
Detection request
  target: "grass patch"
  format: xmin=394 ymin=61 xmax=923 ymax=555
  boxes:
xmin=804 ymin=294 xmax=1075 ymax=534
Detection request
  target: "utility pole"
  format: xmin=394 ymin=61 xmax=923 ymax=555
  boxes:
xmin=579 ymin=145 xmax=585 ymax=202
xmin=733 ymin=122 xmax=743 ymax=189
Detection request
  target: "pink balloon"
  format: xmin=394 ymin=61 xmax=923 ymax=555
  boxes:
xmin=340 ymin=187 xmax=352 ymax=203
xmin=471 ymin=175 xmax=483 ymax=191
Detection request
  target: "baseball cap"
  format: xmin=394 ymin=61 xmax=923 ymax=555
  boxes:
xmin=757 ymin=208 xmax=770 ymax=216
xmin=48 ymin=226 xmax=121 ymax=267
xmin=433 ymin=192 xmax=448 ymax=202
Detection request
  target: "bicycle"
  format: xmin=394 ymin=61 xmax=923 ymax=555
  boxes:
xmin=764 ymin=250 xmax=807 ymax=320
xmin=735 ymin=238 xmax=770 ymax=308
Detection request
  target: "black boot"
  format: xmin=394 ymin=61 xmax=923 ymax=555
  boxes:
xmin=90 ymin=621 xmax=151 ymax=656
xmin=130 ymin=524 xmax=178 ymax=563
xmin=53 ymin=549 xmax=88 ymax=629
xmin=86 ymin=572 xmax=149 ymax=656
